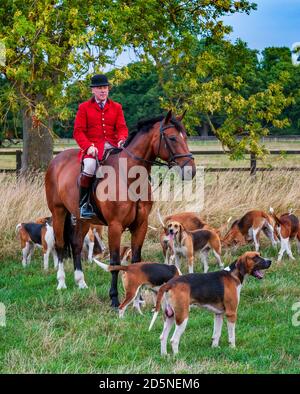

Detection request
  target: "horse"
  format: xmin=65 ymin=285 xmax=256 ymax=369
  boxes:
xmin=45 ymin=110 xmax=196 ymax=307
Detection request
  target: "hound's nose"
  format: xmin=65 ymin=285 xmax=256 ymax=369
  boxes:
xmin=265 ymin=259 xmax=272 ymax=267
xmin=169 ymin=229 xmax=174 ymax=234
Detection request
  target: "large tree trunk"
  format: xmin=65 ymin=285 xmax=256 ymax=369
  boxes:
xmin=200 ymin=121 xmax=209 ymax=137
xmin=21 ymin=107 xmax=53 ymax=173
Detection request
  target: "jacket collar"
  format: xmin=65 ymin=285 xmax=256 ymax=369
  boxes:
xmin=90 ymin=96 xmax=111 ymax=112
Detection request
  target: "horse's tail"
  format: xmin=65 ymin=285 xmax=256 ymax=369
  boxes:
xmin=63 ymin=212 xmax=72 ymax=258
xmin=93 ymin=258 xmax=129 ymax=272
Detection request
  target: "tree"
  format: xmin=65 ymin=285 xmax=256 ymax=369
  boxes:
xmin=0 ymin=1 xmax=122 ymax=172
xmin=160 ymin=38 xmax=293 ymax=158
xmin=260 ymin=47 xmax=300 ymax=135
xmin=0 ymin=0 xmax=257 ymax=170
xmin=108 ymin=62 xmax=164 ymax=131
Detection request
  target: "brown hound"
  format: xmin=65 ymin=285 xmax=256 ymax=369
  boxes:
xmin=221 ymin=210 xmax=277 ymax=251
xmin=94 ymin=259 xmax=180 ymax=317
xmin=269 ymin=207 xmax=300 ymax=261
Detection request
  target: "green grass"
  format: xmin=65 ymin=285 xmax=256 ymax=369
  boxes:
xmin=1 ymin=242 xmax=300 ymax=373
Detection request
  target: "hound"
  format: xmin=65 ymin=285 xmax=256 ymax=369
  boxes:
xmin=16 ymin=217 xmax=58 ymax=270
xmin=83 ymin=224 xmax=106 ymax=262
xmin=269 ymin=207 xmax=300 ymax=261
xmin=165 ymin=220 xmax=223 ymax=273
xmin=93 ymin=259 xmax=180 ymax=318
xmin=221 ymin=210 xmax=277 ymax=251
xmin=149 ymin=251 xmax=272 ymax=355
xmin=157 ymin=210 xmax=207 ymax=265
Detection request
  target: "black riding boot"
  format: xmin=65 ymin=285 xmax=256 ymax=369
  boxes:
xmin=79 ymin=173 xmax=96 ymax=219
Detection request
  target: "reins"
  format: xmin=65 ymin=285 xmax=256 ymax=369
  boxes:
xmin=121 ymin=120 xmax=194 ymax=169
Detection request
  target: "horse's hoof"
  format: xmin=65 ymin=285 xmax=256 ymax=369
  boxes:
xmin=111 ymin=298 xmax=120 ymax=309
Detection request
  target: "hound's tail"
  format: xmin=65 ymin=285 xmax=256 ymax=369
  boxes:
xmin=269 ymin=207 xmax=282 ymax=226
xmin=15 ymin=223 xmax=22 ymax=235
xmin=149 ymin=282 xmax=173 ymax=331
xmin=93 ymin=258 xmax=129 ymax=272
xmin=157 ymin=208 xmax=168 ymax=232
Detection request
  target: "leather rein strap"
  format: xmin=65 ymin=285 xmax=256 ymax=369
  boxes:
xmin=122 ymin=120 xmax=194 ymax=169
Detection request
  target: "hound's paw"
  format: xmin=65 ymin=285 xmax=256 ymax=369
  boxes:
xmin=78 ymin=281 xmax=88 ymax=289
xmin=57 ymin=282 xmax=67 ymax=290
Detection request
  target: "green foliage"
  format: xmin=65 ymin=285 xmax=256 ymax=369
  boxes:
xmin=3 ymin=0 xmax=298 ymax=158
xmin=260 ymin=47 xmax=300 ymax=135
xmin=0 ymin=1 xmax=257 ymax=143
xmin=160 ymin=38 xmax=295 ymax=158
xmin=109 ymin=62 xmax=164 ymax=131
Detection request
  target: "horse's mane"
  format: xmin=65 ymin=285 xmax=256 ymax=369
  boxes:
xmin=123 ymin=114 xmax=183 ymax=147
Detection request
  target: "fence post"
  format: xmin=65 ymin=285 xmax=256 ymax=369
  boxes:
xmin=16 ymin=150 xmax=22 ymax=176
xmin=250 ymin=153 xmax=256 ymax=175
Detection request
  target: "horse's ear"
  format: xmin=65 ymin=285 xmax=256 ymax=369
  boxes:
xmin=164 ymin=110 xmax=172 ymax=125
xmin=176 ymin=110 xmax=187 ymax=121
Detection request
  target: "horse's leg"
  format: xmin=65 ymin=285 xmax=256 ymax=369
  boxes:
xmin=130 ymin=203 xmax=150 ymax=263
xmin=52 ymin=206 xmax=68 ymax=289
xmin=108 ymin=222 xmax=123 ymax=308
xmin=130 ymin=220 xmax=148 ymax=263
xmin=70 ymin=221 xmax=90 ymax=289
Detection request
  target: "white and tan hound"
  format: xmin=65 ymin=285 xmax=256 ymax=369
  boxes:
xmin=165 ymin=220 xmax=223 ymax=273
xmin=83 ymin=224 xmax=106 ymax=262
xmin=269 ymin=207 xmax=300 ymax=261
xmin=221 ymin=210 xmax=277 ymax=251
xmin=16 ymin=217 xmax=58 ymax=270
xmin=157 ymin=210 xmax=207 ymax=265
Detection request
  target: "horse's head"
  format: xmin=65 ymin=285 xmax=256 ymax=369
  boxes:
xmin=153 ymin=110 xmax=196 ymax=180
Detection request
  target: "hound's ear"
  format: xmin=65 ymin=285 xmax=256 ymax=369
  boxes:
xmin=176 ymin=110 xmax=187 ymax=122
xmin=178 ymin=224 xmax=183 ymax=244
xmin=164 ymin=110 xmax=172 ymax=125
xmin=237 ymin=256 xmax=247 ymax=276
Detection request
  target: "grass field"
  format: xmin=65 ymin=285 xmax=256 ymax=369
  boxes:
xmin=1 ymin=243 xmax=300 ymax=373
xmin=0 ymin=171 xmax=300 ymax=373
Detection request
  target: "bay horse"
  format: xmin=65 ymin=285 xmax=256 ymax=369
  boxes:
xmin=45 ymin=110 xmax=196 ymax=307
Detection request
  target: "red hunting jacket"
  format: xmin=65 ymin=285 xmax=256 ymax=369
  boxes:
xmin=73 ymin=97 xmax=128 ymax=161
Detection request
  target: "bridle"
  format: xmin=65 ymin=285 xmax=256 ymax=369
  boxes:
xmin=122 ymin=120 xmax=194 ymax=169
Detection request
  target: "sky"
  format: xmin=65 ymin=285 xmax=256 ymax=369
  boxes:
xmin=223 ymin=0 xmax=300 ymax=51
xmin=112 ymin=0 xmax=300 ymax=69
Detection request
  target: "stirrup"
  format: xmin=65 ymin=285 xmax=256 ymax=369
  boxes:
xmin=80 ymin=203 xmax=96 ymax=219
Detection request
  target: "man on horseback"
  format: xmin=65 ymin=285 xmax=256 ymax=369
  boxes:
xmin=73 ymin=74 xmax=128 ymax=219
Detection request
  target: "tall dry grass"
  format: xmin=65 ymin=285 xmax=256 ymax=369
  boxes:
xmin=148 ymin=170 xmax=300 ymax=232
xmin=1 ymin=170 xmax=300 ymax=257
xmin=0 ymin=173 xmax=50 ymax=258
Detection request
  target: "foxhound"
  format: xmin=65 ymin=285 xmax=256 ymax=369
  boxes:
xmin=94 ymin=259 xmax=180 ymax=318
xmin=221 ymin=210 xmax=277 ymax=251
xmin=165 ymin=220 xmax=223 ymax=273
xmin=149 ymin=251 xmax=272 ymax=355
xmin=269 ymin=207 xmax=300 ymax=261
xmin=16 ymin=217 xmax=58 ymax=270
xmin=157 ymin=210 xmax=207 ymax=265
xmin=83 ymin=224 xmax=106 ymax=262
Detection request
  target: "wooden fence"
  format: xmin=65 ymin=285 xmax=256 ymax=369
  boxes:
xmin=0 ymin=149 xmax=299 ymax=175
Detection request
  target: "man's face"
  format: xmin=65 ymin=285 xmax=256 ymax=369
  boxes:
xmin=92 ymin=85 xmax=109 ymax=102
